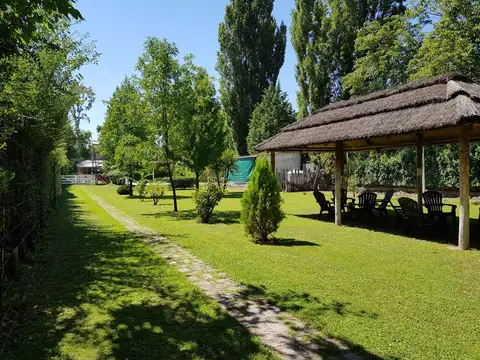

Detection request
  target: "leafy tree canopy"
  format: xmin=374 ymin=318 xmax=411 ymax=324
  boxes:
xmin=177 ymin=63 xmax=228 ymax=189
xmin=291 ymin=0 xmax=406 ymax=117
xmin=100 ymin=77 xmax=149 ymax=161
xmin=342 ymin=14 xmax=422 ymax=96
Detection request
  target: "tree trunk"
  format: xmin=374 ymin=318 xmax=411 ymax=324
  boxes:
xmin=223 ymin=169 xmax=228 ymax=192
xmin=129 ymin=166 xmax=133 ymax=196
xmin=167 ymin=161 xmax=178 ymax=212
xmin=195 ymin=171 xmax=200 ymax=190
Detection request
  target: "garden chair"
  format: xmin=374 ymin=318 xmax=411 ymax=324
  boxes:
xmin=397 ymin=197 xmax=430 ymax=234
xmin=373 ymin=189 xmax=395 ymax=216
xmin=331 ymin=188 xmax=355 ymax=214
xmin=350 ymin=191 xmax=377 ymax=217
xmin=422 ymin=190 xmax=457 ymax=229
xmin=313 ymin=190 xmax=334 ymax=218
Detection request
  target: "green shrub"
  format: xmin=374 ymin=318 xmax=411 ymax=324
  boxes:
xmin=137 ymin=179 xmax=148 ymax=199
xmin=193 ymin=182 xmax=223 ymax=223
xmin=240 ymin=156 xmax=284 ymax=243
xmin=117 ymin=184 xmax=130 ymax=195
xmin=146 ymin=182 xmax=165 ymax=205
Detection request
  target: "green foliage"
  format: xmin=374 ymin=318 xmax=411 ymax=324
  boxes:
xmin=352 ymin=144 xmax=480 ymax=191
xmin=208 ymin=148 xmax=238 ymax=189
xmin=146 ymin=181 xmax=166 ymax=205
xmin=193 ymin=182 xmax=224 ymax=223
xmin=354 ymin=149 xmax=416 ymax=187
xmin=291 ymin=0 xmax=332 ymax=117
xmin=0 ymin=0 xmax=82 ymax=58
xmin=217 ymin=0 xmax=287 ymax=154
xmin=299 ymin=0 xmax=480 ymax=191
xmin=343 ymin=15 xmax=422 ymax=96
xmin=137 ymin=179 xmax=148 ymax=199
xmin=247 ymin=84 xmax=296 ymax=154
xmin=137 ymin=37 xmax=191 ymax=212
xmin=117 ymin=184 xmax=130 ymax=195
xmin=291 ymin=0 xmax=406 ymax=115
xmin=240 ymin=157 xmax=284 ymax=243
xmin=177 ymin=65 xmax=228 ymax=189
xmin=100 ymin=77 xmax=150 ymax=166
xmin=0 ymin=20 xmax=97 ymax=265
xmin=409 ymin=0 xmax=480 ymax=81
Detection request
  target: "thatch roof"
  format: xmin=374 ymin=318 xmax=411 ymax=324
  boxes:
xmin=255 ymin=74 xmax=480 ymax=152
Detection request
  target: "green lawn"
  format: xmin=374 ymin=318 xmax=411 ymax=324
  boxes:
xmin=1 ymin=186 xmax=275 ymax=360
xmin=85 ymin=184 xmax=480 ymax=360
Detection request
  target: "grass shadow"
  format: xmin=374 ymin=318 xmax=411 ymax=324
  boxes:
xmin=141 ymin=209 xmax=241 ymax=224
xmin=238 ymin=284 xmax=392 ymax=360
xmin=0 ymin=188 xmax=272 ymax=360
xmin=265 ymin=238 xmax=319 ymax=247
xmin=211 ymin=210 xmax=241 ymax=224
xmin=222 ymin=191 xmax=244 ymax=199
xmin=294 ymin=209 xmax=480 ymax=249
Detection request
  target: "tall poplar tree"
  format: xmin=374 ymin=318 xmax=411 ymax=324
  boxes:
xmin=217 ymin=0 xmax=287 ymax=155
xmin=291 ymin=0 xmax=406 ymax=115
xmin=291 ymin=0 xmax=332 ymax=118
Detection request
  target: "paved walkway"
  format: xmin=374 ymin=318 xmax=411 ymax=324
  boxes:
xmin=85 ymin=189 xmax=361 ymax=360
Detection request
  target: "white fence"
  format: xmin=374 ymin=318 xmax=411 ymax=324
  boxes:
xmin=61 ymin=175 xmax=95 ymax=185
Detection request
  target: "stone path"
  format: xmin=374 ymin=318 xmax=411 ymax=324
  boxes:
xmin=85 ymin=189 xmax=361 ymax=360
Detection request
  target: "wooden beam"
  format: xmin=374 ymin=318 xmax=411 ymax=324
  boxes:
xmin=458 ymin=127 xmax=470 ymax=250
xmin=416 ymin=134 xmax=424 ymax=208
xmin=422 ymin=146 xmax=426 ymax=192
xmin=270 ymin=151 xmax=276 ymax=171
xmin=335 ymin=142 xmax=343 ymax=226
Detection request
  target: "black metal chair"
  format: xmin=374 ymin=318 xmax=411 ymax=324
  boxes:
xmin=374 ymin=189 xmax=395 ymax=216
xmin=313 ymin=190 xmax=334 ymax=218
xmin=422 ymin=190 xmax=457 ymax=229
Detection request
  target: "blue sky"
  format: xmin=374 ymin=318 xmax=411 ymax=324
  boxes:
xmin=74 ymin=0 xmax=297 ymax=139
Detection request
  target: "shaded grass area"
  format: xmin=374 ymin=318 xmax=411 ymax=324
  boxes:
xmin=88 ymin=185 xmax=480 ymax=360
xmin=0 ymin=187 xmax=275 ymax=360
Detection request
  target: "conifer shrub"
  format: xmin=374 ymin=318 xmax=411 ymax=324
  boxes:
xmin=193 ymin=182 xmax=223 ymax=223
xmin=240 ymin=156 xmax=284 ymax=243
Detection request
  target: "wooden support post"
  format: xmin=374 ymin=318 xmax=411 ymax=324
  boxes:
xmin=416 ymin=134 xmax=423 ymax=209
xmin=270 ymin=151 xmax=276 ymax=172
xmin=458 ymin=127 xmax=470 ymax=250
xmin=335 ymin=142 xmax=343 ymax=226
xmin=422 ymin=146 xmax=426 ymax=192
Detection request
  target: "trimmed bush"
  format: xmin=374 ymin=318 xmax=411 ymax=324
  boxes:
xmin=193 ymin=182 xmax=223 ymax=223
xmin=117 ymin=184 xmax=130 ymax=195
xmin=240 ymin=157 xmax=284 ymax=243
xmin=146 ymin=182 xmax=165 ymax=205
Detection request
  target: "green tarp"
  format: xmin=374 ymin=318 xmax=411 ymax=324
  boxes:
xmin=227 ymin=156 xmax=256 ymax=184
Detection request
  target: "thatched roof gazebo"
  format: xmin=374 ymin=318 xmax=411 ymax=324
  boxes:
xmin=256 ymin=74 xmax=480 ymax=250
